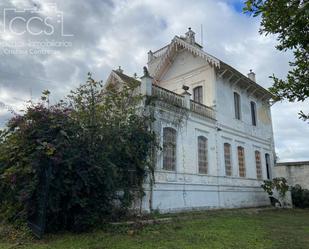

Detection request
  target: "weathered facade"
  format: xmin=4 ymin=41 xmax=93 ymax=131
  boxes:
xmin=106 ymin=29 xmax=276 ymax=212
xmin=275 ymin=161 xmax=309 ymax=189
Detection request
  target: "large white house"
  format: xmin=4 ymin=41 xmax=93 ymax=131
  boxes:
xmin=106 ymin=28 xmax=276 ymax=212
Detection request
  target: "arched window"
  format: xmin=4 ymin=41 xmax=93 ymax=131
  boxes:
xmin=234 ymin=92 xmax=241 ymax=120
xmin=193 ymin=86 xmax=203 ymax=103
xmin=255 ymin=150 xmax=262 ymax=179
xmin=198 ymin=136 xmax=208 ymax=174
xmin=237 ymin=146 xmax=245 ymax=177
xmin=251 ymin=101 xmax=257 ymax=126
xmin=265 ymin=153 xmax=271 ymax=179
xmin=224 ymin=143 xmax=232 ymax=176
xmin=163 ymin=127 xmax=177 ymax=171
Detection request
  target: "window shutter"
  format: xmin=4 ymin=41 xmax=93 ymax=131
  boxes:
xmin=224 ymin=143 xmax=232 ymax=176
xmin=163 ymin=127 xmax=177 ymax=171
xmin=251 ymin=101 xmax=257 ymax=126
xmin=234 ymin=92 xmax=241 ymax=120
xmin=198 ymin=136 xmax=208 ymax=174
xmin=193 ymin=86 xmax=203 ymax=104
xmin=255 ymin=151 xmax=262 ymax=179
xmin=237 ymin=146 xmax=246 ymax=177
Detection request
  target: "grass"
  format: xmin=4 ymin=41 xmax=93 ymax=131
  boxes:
xmin=1 ymin=209 xmax=309 ymax=249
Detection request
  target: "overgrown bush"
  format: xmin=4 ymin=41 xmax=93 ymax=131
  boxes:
xmin=261 ymin=177 xmax=289 ymax=207
xmin=0 ymin=73 xmax=157 ymax=234
xmin=291 ymin=185 xmax=309 ymax=208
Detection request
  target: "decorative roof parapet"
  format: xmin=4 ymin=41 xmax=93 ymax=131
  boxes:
xmin=153 ymin=36 xmax=220 ymax=80
xmin=173 ymin=37 xmax=220 ymax=68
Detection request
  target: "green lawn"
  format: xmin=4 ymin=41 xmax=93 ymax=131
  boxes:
xmin=1 ymin=209 xmax=309 ymax=249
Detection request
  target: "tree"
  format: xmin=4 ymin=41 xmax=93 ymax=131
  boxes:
xmin=0 ymin=73 xmax=156 ymax=234
xmin=244 ymin=0 xmax=309 ymax=120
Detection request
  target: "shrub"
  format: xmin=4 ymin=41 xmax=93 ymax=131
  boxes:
xmin=0 ymin=73 xmax=157 ymax=235
xmin=261 ymin=177 xmax=289 ymax=206
xmin=291 ymin=185 xmax=309 ymax=208
xmin=261 ymin=177 xmax=289 ymax=197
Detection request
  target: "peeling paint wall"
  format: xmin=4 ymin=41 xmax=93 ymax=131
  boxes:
xmin=142 ymin=47 xmax=275 ymax=213
xmin=140 ymin=101 xmax=272 ymax=212
xmin=275 ymin=162 xmax=309 ymax=189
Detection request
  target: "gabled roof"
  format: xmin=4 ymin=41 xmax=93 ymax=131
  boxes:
xmin=150 ymin=36 xmax=220 ymax=81
xmin=148 ymin=33 xmax=275 ymax=101
xmin=104 ymin=69 xmax=140 ymax=90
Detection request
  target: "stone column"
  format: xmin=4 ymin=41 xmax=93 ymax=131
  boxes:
xmin=140 ymin=66 xmax=153 ymax=96
xmin=182 ymin=85 xmax=191 ymax=109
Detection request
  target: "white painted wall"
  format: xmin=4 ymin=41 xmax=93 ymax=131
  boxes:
xmin=140 ymin=101 xmax=271 ymax=212
xmin=141 ymin=42 xmax=275 ymax=212
xmin=157 ymin=50 xmax=216 ymax=108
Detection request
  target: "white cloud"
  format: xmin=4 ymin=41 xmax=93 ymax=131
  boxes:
xmin=0 ymin=0 xmax=308 ymax=161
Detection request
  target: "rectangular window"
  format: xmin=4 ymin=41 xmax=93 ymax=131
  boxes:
xmin=224 ymin=143 xmax=232 ymax=176
xmin=265 ymin=153 xmax=271 ymax=179
xmin=255 ymin=151 xmax=262 ymax=179
xmin=193 ymin=86 xmax=203 ymax=104
xmin=237 ymin=146 xmax=246 ymax=177
xmin=198 ymin=136 xmax=208 ymax=174
xmin=251 ymin=101 xmax=257 ymax=126
xmin=234 ymin=92 xmax=241 ymax=120
xmin=163 ymin=127 xmax=176 ymax=171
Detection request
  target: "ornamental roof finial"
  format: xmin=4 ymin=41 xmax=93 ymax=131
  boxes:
xmin=117 ymin=66 xmax=123 ymax=74
xmin=185 ymin=27 xmax=195 ymax=45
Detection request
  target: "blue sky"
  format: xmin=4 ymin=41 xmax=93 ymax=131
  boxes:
xmin=0 ymin=0 xmax=308 ymax=162
xmin=231 ymin=0 xmax=245 ymax=12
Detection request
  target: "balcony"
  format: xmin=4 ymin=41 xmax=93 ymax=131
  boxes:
xmin=151 ymin=84 xmax=215 ymax=120
xmin=190 ymin=100 xmax=215 ymax=120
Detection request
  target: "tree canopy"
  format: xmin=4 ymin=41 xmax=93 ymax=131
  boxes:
xmin=244 ymin=0 xmax=309 ymax=120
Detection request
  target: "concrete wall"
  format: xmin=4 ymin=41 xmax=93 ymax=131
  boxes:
xmin=275 ymin=161 xmax=309 ymax=189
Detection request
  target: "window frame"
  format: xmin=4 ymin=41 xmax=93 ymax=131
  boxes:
xmin=265 ymin=153 xmax=271 ymax=179
xmin=251 ymin=101 xmax=257 ymax=126
xmin=255 ymin=150 xmax=262 ymax=179
xmin=234 ymin=92 xmax=241 ymax=120
xmin=193 ymin=86 xmax=203 ymax=104
xmin=224 ymin=143 xmax=232 ymax=176
xmin=162 ymin=127 xmax=177 ymax=171
xmin=197 ymin=136 xmax=208 ymax=174
xmin=237 ymin=146 xmax=246 ymax=177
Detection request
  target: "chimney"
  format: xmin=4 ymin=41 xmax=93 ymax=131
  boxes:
xmin=116 ymin=66 xmax=123 ymax=74
xmin=248 ymin=69 xmax=256 ymax=82
xmin=148 ymin=50 xmax=154 ymax=62
xmin=185 ymin=27 xmax=195 ymax=45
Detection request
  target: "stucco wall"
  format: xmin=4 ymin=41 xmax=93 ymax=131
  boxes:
xmin=215 ymin=74 xmax=274 ymax=141
xmin=275 ymin=162 xmax=309 ymax=189
xmin=140 ymin=101 xmax=272 ymax=212
xmin=142 ymin=43 xmax=276 ymax=212
xmin=158 ymin=50 xmax=216 ymax=108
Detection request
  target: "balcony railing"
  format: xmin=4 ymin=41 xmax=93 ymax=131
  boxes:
xmin=152 ymin=85 xmax=185 ymax=108
xmin=190 ymin=100 xmax=215 ymax=120
xmin=151 ymin=84 xmax=215 ymax=120
xmin=152 ymin=45 xmax=169 ymax=58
